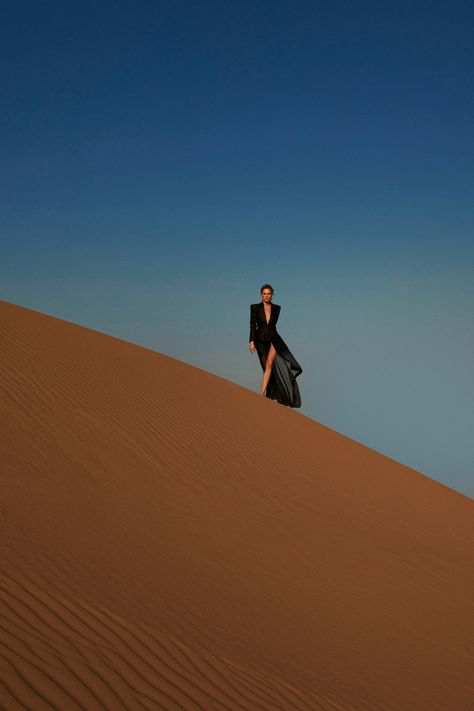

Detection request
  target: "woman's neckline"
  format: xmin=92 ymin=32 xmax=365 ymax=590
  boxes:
xmin=261 ymin=301 xmax=272 ymax=325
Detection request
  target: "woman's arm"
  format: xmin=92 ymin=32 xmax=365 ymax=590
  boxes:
xmin=249 ymin=305 xmax=257 ymax=352
xmin=249 ymin=304 xmax=257 ymax=343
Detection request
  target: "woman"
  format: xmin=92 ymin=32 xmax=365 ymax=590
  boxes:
xmin=249 ymin=284 xmax=302 ymax=407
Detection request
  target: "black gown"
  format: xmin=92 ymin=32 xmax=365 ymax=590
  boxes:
xmin=249 ymin=302 xmax=302 ymax=408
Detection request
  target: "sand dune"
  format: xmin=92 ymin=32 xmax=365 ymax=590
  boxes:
xmin=1 ymin=299 xmax=473 ymax=710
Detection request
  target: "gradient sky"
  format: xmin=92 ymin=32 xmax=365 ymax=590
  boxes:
xmin=1 ymin=1 xmax=473 ymax=497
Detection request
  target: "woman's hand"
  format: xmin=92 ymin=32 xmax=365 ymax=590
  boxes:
xmin=249 ymin=341 xmax=256 ymax=353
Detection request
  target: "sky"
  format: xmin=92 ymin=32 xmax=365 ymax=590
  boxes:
xmin=1 ymin=1 xmax=473 ymax=497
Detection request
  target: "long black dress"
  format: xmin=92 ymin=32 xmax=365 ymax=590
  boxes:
xmin=249 ymin=301 xmax=302 ymax=408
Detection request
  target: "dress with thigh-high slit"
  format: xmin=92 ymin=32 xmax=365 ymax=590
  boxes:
xmin=249 ymin=302 xmax=302 ymax=407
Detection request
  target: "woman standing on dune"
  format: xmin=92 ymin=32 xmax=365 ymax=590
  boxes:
xmin=249 ymin=284 xmax=302 ymax=407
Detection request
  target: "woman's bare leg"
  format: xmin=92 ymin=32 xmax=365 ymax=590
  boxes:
xmin=259 ymin=344 xmax=277 ymax=395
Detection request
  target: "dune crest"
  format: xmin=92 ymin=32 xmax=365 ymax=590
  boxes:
xmin=1 ymin=299 xmax=473 ymax=710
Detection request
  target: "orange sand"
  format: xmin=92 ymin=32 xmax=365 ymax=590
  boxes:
xmin=1 ymin=299 xmax=473 ymax=710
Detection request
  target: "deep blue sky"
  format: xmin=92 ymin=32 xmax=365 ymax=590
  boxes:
xmin=1 ymin=1 xmax=473 ymax=496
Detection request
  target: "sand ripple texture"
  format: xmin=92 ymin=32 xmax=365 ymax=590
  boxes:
xmin=1 ymin=299 xmax=473 ymax=710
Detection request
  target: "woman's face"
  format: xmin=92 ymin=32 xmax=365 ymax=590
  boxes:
xmin=261 ymin=289 xmax=273 ymax=303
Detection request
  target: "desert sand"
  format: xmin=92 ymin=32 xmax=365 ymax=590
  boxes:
xmin=0 ymin=298 xmax=473 ymax=710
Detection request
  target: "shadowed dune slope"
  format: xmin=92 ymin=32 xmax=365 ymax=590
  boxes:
xmin=1 ymin=299 xmax=473 ymax=711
